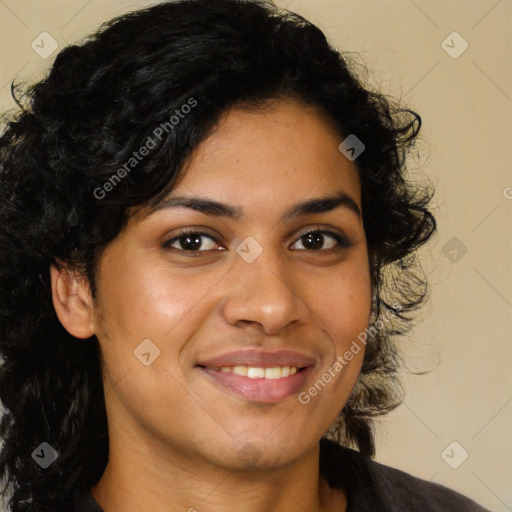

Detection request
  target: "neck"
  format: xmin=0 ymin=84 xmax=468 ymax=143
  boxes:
xmin=91 ymin=424 xmax=346 ymax=512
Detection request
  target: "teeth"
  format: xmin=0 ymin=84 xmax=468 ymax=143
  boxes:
xmin=247 ymin=367 xmax=265 ymax=378
xmin=232 ymin=366 xmax=247 ymax=376
xmin=264 ymin=367 xmax=282 ymax=379
xmin=217 ymin=366 xmax=299 ymax=379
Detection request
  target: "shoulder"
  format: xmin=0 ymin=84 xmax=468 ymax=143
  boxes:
xmin=319 ymin=438 xmax=491 ymax=512
xmin=362 ymin=454 xmax=490 ymax=511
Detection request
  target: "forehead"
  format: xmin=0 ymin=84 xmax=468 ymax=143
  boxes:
xmin=172 ymin=100 xmax=360 ymax=203
xmin=131 ymin=99 xmax=362 ymax=225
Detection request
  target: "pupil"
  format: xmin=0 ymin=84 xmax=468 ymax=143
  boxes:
xmin=304 ymin=233 xmax=323 ymax=250
xmin=181 ymin=235 xmax=202 ymax=250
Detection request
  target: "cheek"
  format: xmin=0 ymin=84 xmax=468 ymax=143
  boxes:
xmin=307 ymin=259 xmax=372 ymax=351
xmin=96 ymin=252 xmax=223 ymax=340
xmin=93 ymin=251 xmax=232 ymax=393
xmin=298 ymin=264 xmax=371 ymax=410
xmin=93 ymin=255 xmax=227 ymax=424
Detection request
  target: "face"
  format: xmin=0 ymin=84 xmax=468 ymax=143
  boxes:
xmin=90 ymin=100 xmax=372 ymax=471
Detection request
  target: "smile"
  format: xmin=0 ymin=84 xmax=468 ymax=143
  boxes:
xmin=197 ymin=364 xmax=313 ymax=403
xmin=211 ymin=365 xmax=299 ymax=379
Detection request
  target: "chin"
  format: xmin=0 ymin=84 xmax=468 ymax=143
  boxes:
xmin=222 ymin=432 xmax=316 ymax=471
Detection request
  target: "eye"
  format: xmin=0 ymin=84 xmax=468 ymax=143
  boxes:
xmin=290 ymin=229 xmax=351 ymax=251
xmin=164 ymin=231 xmax=223 ymax=252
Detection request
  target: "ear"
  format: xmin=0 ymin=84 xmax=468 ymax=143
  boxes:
xmin=50 ymin=264 xmax=95 ymax=339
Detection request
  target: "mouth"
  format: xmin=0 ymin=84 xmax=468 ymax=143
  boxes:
xmin=206 ymin=365 xmax=302 ymax=378
xmin=196 ymin=349 xmax=316 ymax=403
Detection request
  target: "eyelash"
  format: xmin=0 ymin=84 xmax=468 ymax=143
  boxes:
xmin=163 ymin=227 xmax=353 ymax=254
xmin=293 ymin=228 xmax=352 ymax=251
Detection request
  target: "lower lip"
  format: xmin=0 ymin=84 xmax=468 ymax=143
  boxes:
xmin=198 ymin=366 xmax=313 ymax=403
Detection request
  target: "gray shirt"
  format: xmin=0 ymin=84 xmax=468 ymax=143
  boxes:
xmin=70 ymin=438 xmax=491 ymax=511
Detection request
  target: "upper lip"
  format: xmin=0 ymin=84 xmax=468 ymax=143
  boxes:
xmin=197 ymin=349 xmax=317 ymax=369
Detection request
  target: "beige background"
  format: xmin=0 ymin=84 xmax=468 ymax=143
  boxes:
xmin=1 ymin=1 xmax=511 ymax=510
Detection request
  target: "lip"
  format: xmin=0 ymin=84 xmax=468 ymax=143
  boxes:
xmin=197 ymin=349 xmax=317 ymax=369
xmin=196 ymin=349 xmax=317 ymax=403
xmin=198 ymin=365 xmax=314 ymax=403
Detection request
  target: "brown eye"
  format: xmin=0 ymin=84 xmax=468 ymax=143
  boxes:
xmin=165 ymin=232 xmax=222 ymax=251
xmin=290 ymin=230 xmax=350 ymax=251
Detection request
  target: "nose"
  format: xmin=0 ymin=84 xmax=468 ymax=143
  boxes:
xmin=220 ymin=248 xmax=311 ymax=336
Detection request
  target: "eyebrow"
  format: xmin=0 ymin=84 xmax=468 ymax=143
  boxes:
xmin=147 ymin=191 xmax=361 ymax=221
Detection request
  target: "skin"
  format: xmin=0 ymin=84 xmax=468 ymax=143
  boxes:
xmin=51 ymin=99 xmax=372 ymax=512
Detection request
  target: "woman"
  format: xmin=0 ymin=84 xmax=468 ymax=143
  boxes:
xmin=0 ymin=0 xmax=490 ymax=510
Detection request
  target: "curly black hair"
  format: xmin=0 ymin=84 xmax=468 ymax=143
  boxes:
xmin=0 ymin=0 xmax=436 ymax=510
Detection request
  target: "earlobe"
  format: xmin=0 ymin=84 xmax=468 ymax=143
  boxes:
xmin=50 ymin=264 xmax=95 ymax=339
